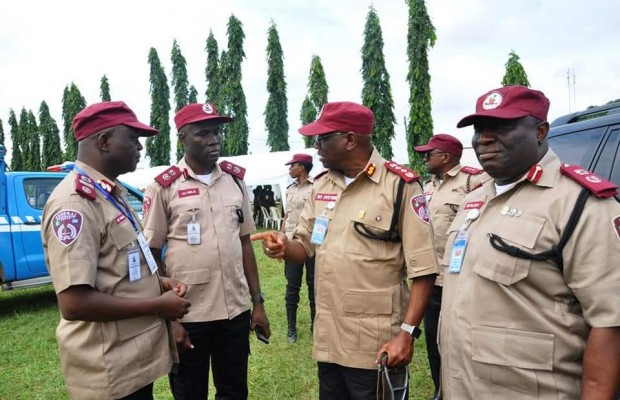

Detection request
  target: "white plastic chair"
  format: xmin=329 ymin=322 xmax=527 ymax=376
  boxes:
xmin=260 ymin=206 xmax=272 ymax=228
xmin=269 ymin=206 xmax=283 ymax=230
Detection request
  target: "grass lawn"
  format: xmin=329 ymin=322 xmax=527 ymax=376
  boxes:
xmin=0 ymin=240 xmax=435 ymax=399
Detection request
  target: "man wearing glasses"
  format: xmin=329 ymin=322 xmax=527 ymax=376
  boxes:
xmin=414 ymin=134 xmax=489 ymax=400
xmin=253 ymin=102 xmax=438 ymax=399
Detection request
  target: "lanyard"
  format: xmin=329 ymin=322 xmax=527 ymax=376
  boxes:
xmin=73 ymin=166 xmax=139 ymax=233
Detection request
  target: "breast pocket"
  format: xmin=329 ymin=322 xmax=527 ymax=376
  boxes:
xmin=346 ymin=204 xmax=392 ymax=258
xmin=109 ymin=221 xmax=138 ymax=276
xmin=170 ymin=199 xmax=202 ymax=236
xmin=222 ymin=193 xmax=243 ymax=228
xmin=442 ymin=193 xmax=464 ymax=214
xmin=473 ymin=216 xmax=545 ymax=286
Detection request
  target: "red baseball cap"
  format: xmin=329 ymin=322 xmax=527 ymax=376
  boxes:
xmin=457 ymin=85 xmax=550 ymax=128
xmin=414 ymin=134 xmax=463 ymax=158
xmin=73 ymin=101 xmax=158 ymax=141
xmin=285 ymin=153 xmax=313 ymax=165
xmin=175 ymin=103 xmax=233 ymax=131
xmin=298 ymin=102 xmax=374 ymax=136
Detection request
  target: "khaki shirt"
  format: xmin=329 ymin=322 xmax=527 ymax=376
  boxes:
xmin=440 ymin=150 xmax=620 ymax=399
xmin=142 ymin=158 xmax=255 ymax=322
xmin=41 ymin=161 xmax=176 ymax=400
xmin=424 ymin=164 xmax=490 ymax=286
xmin=293 ymin=148 xmax=438 ymax=369
xmin=284 ymin=178 xmax=314 ymax=239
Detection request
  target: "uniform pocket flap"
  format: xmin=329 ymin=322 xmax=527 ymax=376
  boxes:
xmin=472 ymin=325 xmax=554 ymax=371
xmin=343 ymin=290 xmax=392 ymax=315
xmin=116 ymin=316 xmax=161 ymax=341
xmin=443 ymin=193 xmax=464 ymax=206
xmin=109 ymin=223 xmax=137 ymax=250
xmin=173 ymin=268 xmax=211 ymax=284
xmin=350 ymin=205 xmax=392 ymax=231
xmin=490 ymin=216 xmax=545 ymax=250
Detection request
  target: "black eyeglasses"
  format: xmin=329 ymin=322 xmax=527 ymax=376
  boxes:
xmin=314 ymin=131 xmax=346 ymax=145
xmin=423 ymin=151 xmax=447 ymax=160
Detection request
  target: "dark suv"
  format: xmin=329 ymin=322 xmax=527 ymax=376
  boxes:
xmin=549 ymin=103 xmax=620 ymax=191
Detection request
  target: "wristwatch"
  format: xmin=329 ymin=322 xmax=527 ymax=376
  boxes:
xmin=252 ymin=292 xmax=266 ymax=304
xmin=400 ymin=322 xmax=422 ymax=339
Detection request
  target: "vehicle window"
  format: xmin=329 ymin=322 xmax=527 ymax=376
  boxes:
xmin=549 ymin=127 xmax=605 ymax=169
xmin=125 ymin=190 xmax=144 ymax=218
xmin=596 ymin=128 xmax=620 ymax=185
xmin=23 ymin=178 xmax=63 ymax=210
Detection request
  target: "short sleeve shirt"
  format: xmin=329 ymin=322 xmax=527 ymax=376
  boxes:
xmin=41 ymin=161 xmax=176 ymax=400
xmin=284 ymin=178 xmax=314 ymax=239
xmin=292 ymin=148 xmax=439 ymax=369
xmin=439 ymin=150 xmax=620 ymax=399
xmin=142 ymin=158 xmax=256 ymax=322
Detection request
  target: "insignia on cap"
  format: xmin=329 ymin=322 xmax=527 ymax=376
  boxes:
xmin=203 ymin=103 xmax=214 ymax=114
xmin=142 ymin=196 xmax=152 ymax=214
xmin=613 ymin=215 xmax=620 ymax=242
xmin=410 ymin=194 xmax=430 ymax=224
xmin=482 ymin=92 xmax=503 ymax=110
xmin=52 ymin=209 xmax=83 ymax=246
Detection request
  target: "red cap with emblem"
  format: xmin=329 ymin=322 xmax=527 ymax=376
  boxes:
xmin=73 ymin=101 xmax=158 ymax=141
xmin=414 ymin=133 xmax=463 ymax=157
xmin=175 ymin=103 xmax=234 ymax=131
xmin=298 ymin=102 xmax=374 ymax=136
xmin=457 ymin=85 xmax=550 ymax=128
xmin=285 ymin=153 xmax=313 ymax=165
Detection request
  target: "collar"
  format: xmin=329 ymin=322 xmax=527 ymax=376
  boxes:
xmin=325 ymin=147 xmax=385 ymax=187
xmin=177 ymin=157 xmax=223 ymax=183
xmin=74 ymin=161 xmax=126 ymax=197
xmin=432 ymin=163 xmax=461 ymax=185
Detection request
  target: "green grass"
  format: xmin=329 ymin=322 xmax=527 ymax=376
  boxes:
xmin=0 ymin=241 xmax=435 ymax=399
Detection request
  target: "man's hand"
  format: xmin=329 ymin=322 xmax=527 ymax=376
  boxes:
xmin=172 ymin=320 xmax=194 ymax=352
xmin=160 ymin=276 xmax=188 ymax=297
xmin=250 ymin=304 xmax=271 ymax=339
xmin=251 ymin=231 xmax=287 ymax=260
xmin=157 ymin=290 xmax=191 ymax=320
xmin=375 ymin=331 xmax=414 ymax=367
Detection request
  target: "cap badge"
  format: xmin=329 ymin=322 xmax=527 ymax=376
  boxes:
xmin=203 ymin=103 xmax=214 ymax=114
xmin=482 ymin=92 xmax=503 ymax=110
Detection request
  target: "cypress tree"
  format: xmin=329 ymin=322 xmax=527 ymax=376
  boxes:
xmin=205 ymin=31 xmax=220 ymax=104
xmin=222 ymin=15 xmax=249 ymax=156
xmin=171 ymin=39 xmax=190 ymax=161
xmin=264 ymin=21 xmax=289 ymax=152
xmin=100 ymin=75 xmax=111 ymax=101
xmin=62 ymin=83 xmax=86 ymax=160
xmin=27 ymin=110 xmax=41 ymax=171
xmin=300 ymin=55 xmax=329 ymax=147
xmin=406 ymin=0 xmax=436 ymax=172
xmin=18 ymin=109 xmax=32 ymax=170
xmin=501 ymin=50 xmax=531 ymax=87
xmin=361 ymin=6 xmax=396 ymax=159
xmin=146 ymin=47 xmax=171 ymax=166
xmin=299 ymin=96 xmax=316 ymax=148
xmin=0 ymin=118 xmax=4 ymax=148
xmin=39 ymin=101 xmax=64 ymax=168
xmin=8 ymin=110 xmax=23 ymax=171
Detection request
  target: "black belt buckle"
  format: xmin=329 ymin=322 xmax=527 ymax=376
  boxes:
xmin=377 ymin=353 xmax=408 ymax=400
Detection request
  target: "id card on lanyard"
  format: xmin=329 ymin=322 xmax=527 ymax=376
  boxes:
xmin=448 ymin=207 xmax=481 ymax=274
xmin=74 ymin=166 xmax=159 ymax=277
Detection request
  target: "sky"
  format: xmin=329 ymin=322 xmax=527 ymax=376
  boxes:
xmin=1 ymin=0 xmax=619 ymax=166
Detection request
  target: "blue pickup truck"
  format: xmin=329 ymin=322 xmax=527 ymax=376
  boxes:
xmin=0 ymin=144 xmax=144 ymax=290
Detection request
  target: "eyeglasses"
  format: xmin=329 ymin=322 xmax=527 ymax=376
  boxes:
xmin=314 ymin=131 xmax=346 ymax=145
xmin=423 ymin=151 xmax=447 ymax=160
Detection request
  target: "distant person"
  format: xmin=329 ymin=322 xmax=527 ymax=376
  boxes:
xmin=414 ymin=133 xmax=489 ymax=400
xmin=263 ymin=184 xmax=276 ymax=208
xmin=252 ymin=185 xmax=264 ymax=226
xmin=253 ymin=102 xmax=438 ymax=399
xmin=42 ymin=101 xmax=190 ymax=400
xmin=141 ymin=103 xmax=270 ymax=400
xmin=281 ymin=153 xmax=316 ymax=343
xmin=440 ymin=86 xmax=620 ymax=399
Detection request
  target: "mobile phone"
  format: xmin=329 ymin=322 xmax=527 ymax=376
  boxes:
xmin=255 ymin=325 xmax=269 ymax=344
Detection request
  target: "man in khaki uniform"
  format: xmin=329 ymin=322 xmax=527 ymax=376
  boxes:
xmin=440 ymin=85 xmax=620 ymax=399
xmin=281 ymin=153 xmax=316 ymax=343
xmin=142 ymin=103 xmax=270 ymax=400
xmin=42 ymin=101 xmax=191 ymax=400
xmin=254 ymin=102 xmax=438 ymax=399
xmin=414 ymin=133 xmax=489 ymax=399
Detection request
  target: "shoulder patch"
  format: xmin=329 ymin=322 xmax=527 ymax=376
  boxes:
xmin=75 ymin=173 xmax=96 ymax=201
xmin=52 ymin=209 xmax=83 ymax=246
xmin=154 ymin=166 xmax=182 ymax=188
xmin=560 ymin=164 xmax=618 ymax=198
xmin=613 ymin=215 xmax=620 ymax=242
xmin=384 ymin=161 xmax=419 ymax=183
xmin=142 ymin=196 xmax=152 ymax=215
xmin=460 ymin=166 xmax=483 ymax=175
xmin=219 ymin=160 xmax=246 ymax=179
xmin=410 ymin=194 xmax=430 ymax=223
xmin=313 ymin=170 xmax=328 ymax=181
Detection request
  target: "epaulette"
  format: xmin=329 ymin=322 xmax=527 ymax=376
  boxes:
xmin=154 ymin=166 xmax=182 ymax=188
xmin=461 ymin=166 xmax=484 ymax=175
xmin=384 ymin=161 xmax=419 ymax=183
xmin=75 ymin=173 xmax=96 ymax=201
xmin=560 ymin=164 xmax=618 ymax=198
xmin=286 ymin=182 xmax=295 ymax=189
xmin=220 ymin=160 xmax=246 ymax=180
xmin=313 ymin=170 xmax=328 ymax=180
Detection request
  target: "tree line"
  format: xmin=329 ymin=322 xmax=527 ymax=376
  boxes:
xmin=1 ymin=0 xmax=532 ymax=173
